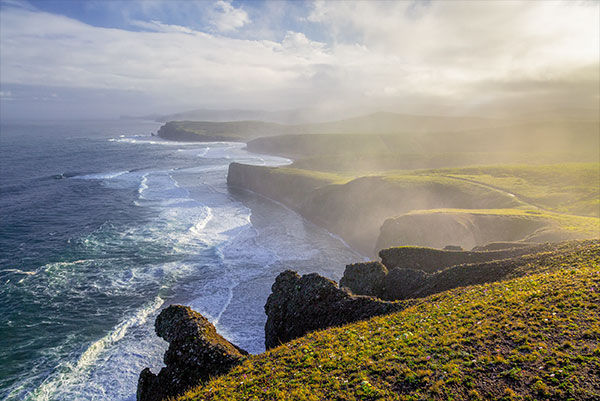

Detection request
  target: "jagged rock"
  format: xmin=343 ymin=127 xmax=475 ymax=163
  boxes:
xmin=137 ymin=305 xmax=247 ymax=401
xmin=340 ymin=262 xmax=429 ymax=301
xmin=339 ymin=261 xmax=388 ymax=296
xmin=379 ymin=268 xmax=429 ymax=300
xmin=264 ymin=270 xmax=407 ymax=349
xmin=379 ymin=243 xmax=551 ymax=273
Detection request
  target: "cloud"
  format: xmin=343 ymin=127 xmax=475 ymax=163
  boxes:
xmin=209 ymin=1 xmax=250 ymax=32
xmin=0 ymin=0 xmax=597 ymax=117
xmin=129 ymin=19 xmax=195 ymax=34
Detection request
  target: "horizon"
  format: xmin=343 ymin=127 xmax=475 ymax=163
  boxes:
xmin=1 ymin=0 xmax=598 ymax=120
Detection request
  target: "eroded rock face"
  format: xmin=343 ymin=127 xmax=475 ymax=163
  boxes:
xmin=340 ymin=262 xmax=429 ymax=301
xmin=339 ymin=261 xmax=388 ymax=296
xmin=137 ymin=305 xmax=247 ymax=401
xmin=380 ymin=268 xmax=429 ymax=300
xmin=264 ymin=270 xmax=407 ymax=349
xmin=378 ymin=243 xmax=551 ymax=272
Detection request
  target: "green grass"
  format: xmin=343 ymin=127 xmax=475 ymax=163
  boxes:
xmin=178 ymin=240 xmax=600 ymax=401
xmin=263 ymin=167 xmax=352 ymax=185
xmin=403 ymin=208 xmax=600 ymax=238
xmin=411 ymin=163 xmax=600 ymax=217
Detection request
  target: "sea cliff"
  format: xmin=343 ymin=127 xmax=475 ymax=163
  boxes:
xmin=226 ymin=163 xmax=593 ymax=256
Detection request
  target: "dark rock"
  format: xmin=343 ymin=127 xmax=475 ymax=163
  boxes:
xmin=379 ymin=268 xmax=429 ymax=301
xmin=443 ymin=245 xmax=463 ymax=251
xmin=379 ymin=243 xmax=551 ymax=273
xmin=137 ymin=305 xmax=247 ymax=401
xmin=340 ymin=262 xmax=429 ymax=301
xmin=339 ymin=261 xmax=388 ymax=296
xmin=352 ymin=241 xmax=593 ymax=301
xmin=264 ymin=270 xmax=407 ymax=349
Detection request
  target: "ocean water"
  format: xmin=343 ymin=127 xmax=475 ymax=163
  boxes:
xmin=0 ymin=120 xmax=362 ymax=401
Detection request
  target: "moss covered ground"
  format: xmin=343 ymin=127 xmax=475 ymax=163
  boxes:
xmin=177 ymin=240 xmax=599 ymax=401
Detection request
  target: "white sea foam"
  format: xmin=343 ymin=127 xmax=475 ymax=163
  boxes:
xmin=74 ymin=171 xmax=129 ymax=180
xmin=27 ymin=296 xmax=165 ymax=401
xmin=111 ymin=136 xmax=215 ymax=147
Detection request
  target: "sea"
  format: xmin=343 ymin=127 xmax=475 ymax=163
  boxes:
xmin=0 ymin=120 xmax=362 ymax=401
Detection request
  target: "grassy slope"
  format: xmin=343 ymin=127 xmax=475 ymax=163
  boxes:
xmin=179 ymin=240 xmax=600 ymax=401
xmin=410 ymin=164 xmax=600 ymax=217
xmin=402 ymin=209 xmax=600 ymax=238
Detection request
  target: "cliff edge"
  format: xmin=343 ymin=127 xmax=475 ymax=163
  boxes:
xmin=137 ymin=305 xmax=247 ymax=401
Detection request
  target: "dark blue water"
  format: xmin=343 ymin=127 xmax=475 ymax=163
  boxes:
xmin=0 ymin=120 xmax=361 ymax=400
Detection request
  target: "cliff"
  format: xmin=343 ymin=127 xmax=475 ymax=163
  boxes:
xmin=137 ymin=305 xmax=247 ymax=401
xmin=342 ymin=240 xmax=597 ymax=301
xmin=375 ymin=209 xmax=596 ymax=251
xmin=377 ymin=242 xmax=553 ymax=271
xmin=264 ymin=270 xmax=412 ymax=349
xmin=227 ymin=162 xmax=338 ymax=210
xmin=227 ymin=164 xmax=521 ymax=255
xmin=157 ymin=120 xmax=298 ymax=142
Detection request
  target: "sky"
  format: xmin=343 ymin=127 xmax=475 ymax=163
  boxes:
xmin=0 ymin=0 xmax=598 ymax=120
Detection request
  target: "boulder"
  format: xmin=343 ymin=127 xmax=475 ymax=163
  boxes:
xmin=264 ymin=270 xmax=407 ymax=349
xmin=339 ymin=261 xmax=388 ymax=296
xmin=379 ymin=268 xmax=429 ymax=301
xmin=137 ymin=305 xmax=247 ymax=401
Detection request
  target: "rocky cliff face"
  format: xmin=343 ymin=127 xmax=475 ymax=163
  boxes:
xmin=137 ymin=305 xmax=247 ymax=401
xmin=340 ymin=241 xmax=585 ymax=301
xmin=264 ymin=270 xmax=410 ymax=349
xmin=227 ymin=164 xmax=519 ymax=256
xmin=227 ymin=163 xmax=331 ymax=210
xmin=378 ymin=242 xmax=551 ymax=272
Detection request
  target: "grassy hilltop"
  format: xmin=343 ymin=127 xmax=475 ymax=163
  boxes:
xmin=178 ymin=240 xmax=600 ymax=401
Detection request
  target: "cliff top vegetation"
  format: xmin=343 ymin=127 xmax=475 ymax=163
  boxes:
xmin=177 ymin=240 xmax=600 ymax=401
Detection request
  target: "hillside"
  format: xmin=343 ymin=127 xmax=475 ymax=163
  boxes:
xmin=177 ymin=240 xmax=600 ymax=401
xmin=156 ymin=112 xmax=599 ymax=154
xmin=157 ymin=112 xmax=511 ymax=142
xmin=227 ymin=163 xmax=599 ymax=255
xmin=376 ymin=208 xmax=599 ymax=251
xmin=245 ymin=121 xmax=600 ymax=159
xmin=413 ymin=164 xmax=600 ymax=217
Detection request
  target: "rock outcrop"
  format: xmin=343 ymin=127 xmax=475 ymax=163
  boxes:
xmin=340 ymin=262 xmax=428 ymax=301
xmin=341 ymin=241 xmax=595 ymax=301
xmin=378 ymin=242 xmax=551 ymax=272
xmin=264 ymin=270 xmax=410 ymax=349
xmin=338 ymin=261 xmax=388 ymax=296
xmin=137 ymin=305 xmax=247 ymax=401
